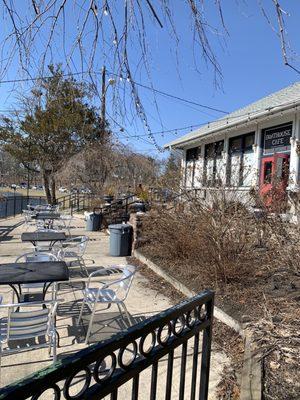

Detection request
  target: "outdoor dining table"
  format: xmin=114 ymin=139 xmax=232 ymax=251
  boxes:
xmin=30 ymin=212 xmax=61 ymax=229
xmin=0 ymin=261 xmax=69 ymax=302
xmin=32 ymin=212 xmax=61 ymax=220
xmin=21 ymin=231 xmax=67 ymax=247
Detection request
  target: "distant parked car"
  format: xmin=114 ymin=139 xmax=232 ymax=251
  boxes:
xmin=81 ymin=188 xmax=91 ymax=194
xmin=58 ymin=187 xmax=68 ymax=193
xmin=31 ymin=185 xmax=37 ymax=190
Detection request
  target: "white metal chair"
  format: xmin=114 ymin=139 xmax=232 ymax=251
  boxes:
xmin=77 ymin=265 xmax=136 ymax=343
xmin=52 ymin=214 xmax=73 ymax=235
xmin=0 ymin=300 xmax=58 ymax=379
xmin=15 ymin=252 xmax=59 ymax=300
xmin=22 ymin=210 xmax=35 ymax=227
xmin=57 ymin=236 xmax=89 ymax=276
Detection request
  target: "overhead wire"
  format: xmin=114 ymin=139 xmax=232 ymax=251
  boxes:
xmin=1 ymin=70 xmax=299 ymax=150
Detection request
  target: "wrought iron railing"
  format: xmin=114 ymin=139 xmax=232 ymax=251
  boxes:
xmin=93 ymin=194 xmax=137 ymax=225
xmin=0 ymin=291 xmax=214 ymax=400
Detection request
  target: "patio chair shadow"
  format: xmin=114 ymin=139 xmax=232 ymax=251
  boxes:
xmin=65 ymin=261 xmax=124 ymax=277
xmin=0 ymin=221 xmax=24 ymax=243
xmin=58 ymin=300 xmax=146 ymax=344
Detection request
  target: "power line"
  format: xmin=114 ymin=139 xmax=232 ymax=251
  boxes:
xmin=1 ymin=70 xmax=300 ymax=144
xmin=105 ymin=69 xmax=228 ymax=114
xmin=0 ymin=69 xmax=229 ymax=115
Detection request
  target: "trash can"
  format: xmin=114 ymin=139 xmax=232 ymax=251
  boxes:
xmin=134 ymin=202 xmax=146 ymax=212
xmin=86 ymin=212 xmax=102 ymax=231
xmin=109 ymin=223 xmax=133 ymax=256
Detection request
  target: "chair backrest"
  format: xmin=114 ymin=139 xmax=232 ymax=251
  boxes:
xmin=104 ymin=265 xmax=136 ymax=302
xmin=78 ymin=236 xmax=88 ymax=255
xmin=0 ymin=301 xmax=57 ymax=343
xmin=15 ymin=252 xmax=58 ymax=263
xmin=22 ymin=210 xmax=32 ymax=223
xmin=64 ymin=236 xmax=89 ymax=256
xmin=60 ymin=214 xmax=73 ymax=226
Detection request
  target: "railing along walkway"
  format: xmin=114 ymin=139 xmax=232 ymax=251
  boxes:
xmin=0 ymin=291 xmax=214 ymax=400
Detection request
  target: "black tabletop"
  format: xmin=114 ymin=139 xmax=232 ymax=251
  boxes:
xmin=21 ymin=231 xmax=67 ymax=242
xmin=0 ymin=261 xmax=69 ymax=285
xmin=32 ymin=212 xmax=61 ymax=220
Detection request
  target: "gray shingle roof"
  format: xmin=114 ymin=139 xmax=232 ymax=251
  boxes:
xmin=165 ymin=81 xmax=300 ymax=148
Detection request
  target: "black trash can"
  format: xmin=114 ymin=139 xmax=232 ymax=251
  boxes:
xmin=86 ymin=212 xmax=102 ymax=231
xmin=134 ymin=202 xmax=146 ymax=212
xmin=109 ymin=223 xmax=133 ymax=256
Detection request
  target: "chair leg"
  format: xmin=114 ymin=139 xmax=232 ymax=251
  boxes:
xmin=120 ymin=302 xmax=135 ymax=326
xmin=85 ymin=303 xmax=97 ymax=345
xmin=52 ymin=332 xmax=57 ymax=363
xmin=77 ymin=299 xmax=86 ymax=325
xmin=79 ymin=257 xmax=89 ymax=276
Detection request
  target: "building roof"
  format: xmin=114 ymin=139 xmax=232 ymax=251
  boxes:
xmin=165 ymin=81 xmax=300 ymax=149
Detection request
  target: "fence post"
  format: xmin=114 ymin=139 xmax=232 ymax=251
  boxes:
xmin=77 ymin=192 xmax=79 ymax=211
xmin=199 ymin=294 xmax=214 ymax=400
xmin=13 ymin=195 xmax=16 ymax=217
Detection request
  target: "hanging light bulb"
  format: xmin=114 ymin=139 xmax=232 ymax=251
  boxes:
xmin=104 ymin=2 xmax=108 ymax=16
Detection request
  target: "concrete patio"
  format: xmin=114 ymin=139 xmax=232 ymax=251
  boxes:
xmin=0 ymin=214 xmax=229 ymax=399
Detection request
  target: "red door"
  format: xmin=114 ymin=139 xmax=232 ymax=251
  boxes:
xmin=260 ymin=154 xmax=290 ymax=209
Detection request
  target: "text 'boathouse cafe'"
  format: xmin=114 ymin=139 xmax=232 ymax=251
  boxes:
xmin=165 ymin=82 xmax=300 ymax=212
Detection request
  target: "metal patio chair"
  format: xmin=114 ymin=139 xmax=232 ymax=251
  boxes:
xmin=15 ymin=252 xmax=59 ymax=300
xmin=0 ymin=300 xmax=58 ymax=380
xmin=77 ymin=264 xmax=136 ymax=343
xmin=53 ymin=214 xmax=73 ymax=236
xmin=57 ymin=236 xmax=89 ymax=276
xmin=22 ymin=210 xmax=36 ymax=228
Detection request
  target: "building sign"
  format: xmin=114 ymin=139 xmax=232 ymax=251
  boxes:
xmin=263 ymin=123 xmax=292 ymax=155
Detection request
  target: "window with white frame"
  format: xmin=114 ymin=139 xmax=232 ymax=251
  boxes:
xmin=185 ymin=147 xmax=200 ymax=187
xmin=204 ymin=140 xmax=224 ymax=187
xmin=227 ymin=132 xmax=255 ymax=187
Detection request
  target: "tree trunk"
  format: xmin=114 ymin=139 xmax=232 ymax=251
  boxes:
xmin=42 ymin=170 xmax=52 ymax=204
xmin=50 ymin=176 xmax=57 ymax=204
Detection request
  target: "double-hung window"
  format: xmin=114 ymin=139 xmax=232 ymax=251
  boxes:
xmin=228 ymin=132 xmax=255 ymax=187
xmin=204 ymin=140 xmax=224 ymax=187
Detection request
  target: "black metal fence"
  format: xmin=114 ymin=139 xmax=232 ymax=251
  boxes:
xmin=0 ymin=195 xmax=48 ymax=218
xmin=0 ymin=193 xmax=92 ymax=219
xmin=0 ymin=291 xmax=214 ymax=400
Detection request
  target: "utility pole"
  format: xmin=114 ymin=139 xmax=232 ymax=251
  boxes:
xmin=101 ymin=66 xmax=106 ymax=133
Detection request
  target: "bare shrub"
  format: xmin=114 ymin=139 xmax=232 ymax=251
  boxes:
xmin=143 ymin=188 xmax=265 ymax=285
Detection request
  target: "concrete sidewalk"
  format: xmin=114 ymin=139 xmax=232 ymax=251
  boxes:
xmin=0 ymin=214 xmax=228 ymax=399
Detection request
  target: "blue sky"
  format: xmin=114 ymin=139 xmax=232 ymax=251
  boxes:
xmin=0 ymin=1 xmax=300 ymax=158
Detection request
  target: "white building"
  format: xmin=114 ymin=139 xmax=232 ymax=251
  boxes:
xmin=165 ymin=82 xmax=300 ymax=211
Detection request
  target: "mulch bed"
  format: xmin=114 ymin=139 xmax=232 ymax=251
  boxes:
xmin=133 ymin=242 xmax=300 ymax=400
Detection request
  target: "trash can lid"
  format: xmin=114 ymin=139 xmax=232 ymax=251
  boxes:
xmin=108 ymin=223 xmax=132 ymax=232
